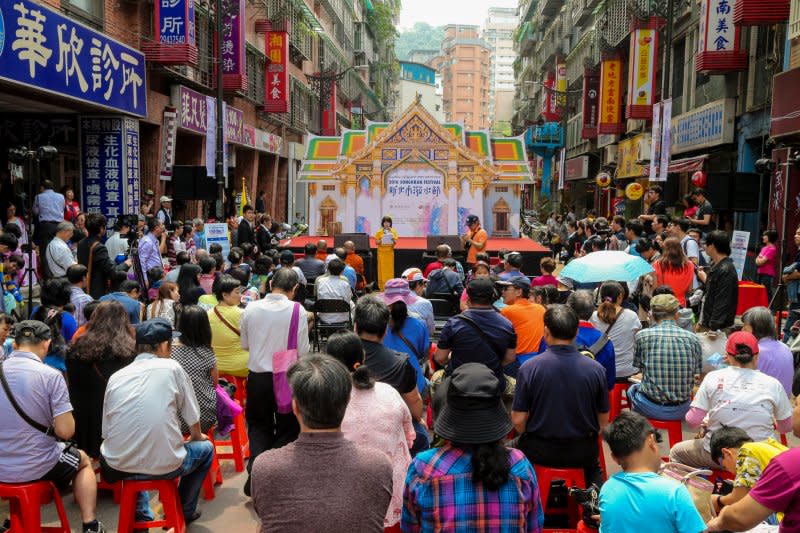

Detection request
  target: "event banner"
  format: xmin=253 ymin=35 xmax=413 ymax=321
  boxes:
xmin=649 ymin=101 xmax=663 ymax=181
xmin=80 ymin=117 xmax=139 ymax=225
xmin=264 ymin=29 xmax=288 ymax=112
xmin=205 ymin=222 xmax=230 ymax=260
xmin=581 ymin=69 xmax=600 ymax=139
xmin=627 ymin=27 xmax=657 ymax=119
xmin=541 ymin=71 xmax=558 ymax=121
xmin=659 ymin=98 xmax=672 ymax=177
xmin=381 ymin=167 xmax=448 ymax=236
xmin=221 ymin=0 xmax=246 ymax=90
xmin=598 ymin=56 xmax=624 ymax=134
xmin=159 ymin=108 xmax=178 ymax=180
xmin=0 ymin=0 xmax=147 ymax=116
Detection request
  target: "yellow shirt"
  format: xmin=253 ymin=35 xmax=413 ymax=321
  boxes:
xmin=208 ymin=305 xmax=249 ymax=377
xmin=734 ymin=438 xmax=788 ymax=489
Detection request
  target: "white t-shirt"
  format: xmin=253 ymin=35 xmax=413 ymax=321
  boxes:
xmin=680 ymin=235 xmax=701 ymax=289
xmin=591 ymin=308 xmax=641 ymax=377
xmin=693 ymin=366 xmax=793 ymax=452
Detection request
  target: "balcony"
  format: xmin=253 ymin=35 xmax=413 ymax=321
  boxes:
xmin=566 ymin=28 xmax=598 ymax=84
xmin=570 ymin=0 xmax=593 ymax=27
xmin=354 ymin=22 xmax=376 ymax=64
xmin=263 ymin=0 xmax=316 ymax=62
xmin=536 ymin=0 xmax=562 ymax=21
xmin=596 ymin=0 xmax=650 ymax=48
xmin=518 ymin=0 xmax=537 ymax=23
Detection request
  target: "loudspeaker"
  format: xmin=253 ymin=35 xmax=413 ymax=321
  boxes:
xmin=426 ymin=235 xmax=464 ymax=253
xmin=171 ymin=166 xmax=221 ymax=201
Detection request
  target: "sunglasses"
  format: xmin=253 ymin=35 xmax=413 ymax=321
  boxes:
xmin=650 ymin=429 xmax=663 ymax=444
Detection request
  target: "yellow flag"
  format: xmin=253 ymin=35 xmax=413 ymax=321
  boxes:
xmin=239 ymin=177 xmax=248 ymax=216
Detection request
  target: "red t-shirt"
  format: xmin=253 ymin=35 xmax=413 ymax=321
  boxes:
xmin=653 ymin=261 xmax=695 ymax=306
xmin=423 ymin=260 xmax=443 ymax=278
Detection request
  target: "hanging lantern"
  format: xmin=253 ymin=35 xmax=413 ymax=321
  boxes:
xmin=596 ymin=171 xmax=612 ymax=188
xmin=625 ymin=181 xmax=644 ymax=200
xmin=691 ymin=170 xmax=707 ymax=188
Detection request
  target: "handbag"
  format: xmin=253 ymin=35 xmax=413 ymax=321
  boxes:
xmin=659 ymin=462 xmax=714 ymax=522
xmin=272 ymin=302 xmax=301 ymax=414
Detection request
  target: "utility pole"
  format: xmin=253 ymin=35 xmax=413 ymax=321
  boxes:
xmin=215 ymin=0 xmax=225 ymax=219
xmin=661 ymin=0 xmax=675 ymax=99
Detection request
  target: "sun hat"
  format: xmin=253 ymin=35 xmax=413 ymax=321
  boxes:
xmin=159 ymin=195 xmax=172 ymax=203
xmin=378 ymin=278 xmax=418 ymax=306
xmin=726 ymin=331 xmax=759 ymax=356
xmin=401 ymin=268 xmax=427 ymax=282
xmin=434 ymin=363 xmax=512 ymax=444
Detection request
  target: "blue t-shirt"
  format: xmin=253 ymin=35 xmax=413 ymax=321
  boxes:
xmin=599 ymin=472 xmax=706 ymax=533
xmin=383 ymin=315 xmax=430 ymax=395
xmin=99 ymin=292 xmax=142 ymax=324
xmin=342 ymin=265 xmax=357 ymax=289
xmin=539 ymin=324 xmax=616 ymax=390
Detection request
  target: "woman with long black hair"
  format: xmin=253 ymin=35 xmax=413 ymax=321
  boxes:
xmin=176 ymin=263 xmax=204 ymax=306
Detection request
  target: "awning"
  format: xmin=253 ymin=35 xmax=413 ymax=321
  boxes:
xmin=668 ymin=154 xmax=708 ymax=174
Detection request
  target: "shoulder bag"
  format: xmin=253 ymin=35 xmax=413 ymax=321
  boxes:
xmin=0 ymin=361 xmax=55 ymax=436
xmin=454 ymin=312 xmax=505 ymax=363
xmin=395 ymin=328 xmax=424 ymax=364
xmin=214 ymin=305 xmax=241 ymax=336
xmin=273 ymin=302 xmax=301 ymax=414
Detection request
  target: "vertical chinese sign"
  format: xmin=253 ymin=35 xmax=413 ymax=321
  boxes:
xmin=555 ymin=60 xmax=567 ymax=119
xmin=159 ymin=107 xmax=178 ymax=180
xmin=322 ymin=81 xmax=337 ymax=136
xmin=221 ymin=0 xmax=247 ymax=91
xmin=80 ymin=118 xmax=139 ymax=226
xmin=598 ymin=55 xmax=624 ymax=134
xmin=696 ymin=0 xmax=747 ymax=71
xmin=581 ymin=69 xmax=600 ymax=139
xmin=0 ymin=0 xmax=147 ymax=116
xmin=263 ymin=25 xmax=289 ymax=113
xmin=626 ymin=19 xmax=659 ymax=120
xmin=146 ymin=0 xmax=198 ymax=64
xmin=540 ymin=72 xmax=558 ymax=121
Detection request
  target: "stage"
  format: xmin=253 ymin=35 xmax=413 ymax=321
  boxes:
xmin=280 ymin=235 xmax=551 ymax=280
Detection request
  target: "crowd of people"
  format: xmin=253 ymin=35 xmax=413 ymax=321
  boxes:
xmin=0 ymin=182 xmax=797 ymax=533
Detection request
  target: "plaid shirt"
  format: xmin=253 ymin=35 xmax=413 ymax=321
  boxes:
xmin=402 ymin=445 xmax=543 ymax=533
xmin=634 ymin=319 xmax=702 ymax=404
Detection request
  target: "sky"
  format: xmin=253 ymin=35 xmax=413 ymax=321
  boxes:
xmin=397 ymin=0 xmax=518 ymax=31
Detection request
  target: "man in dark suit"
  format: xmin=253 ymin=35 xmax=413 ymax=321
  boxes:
xmin=237 ymin=204 xmax=257 ymax=248
xmin=77 ymin=213 xmax=130 ymax=299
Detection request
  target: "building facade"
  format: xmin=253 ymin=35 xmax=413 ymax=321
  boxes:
xmin=512 ymin=0 xmax=786 ymax=275
xmin=0 ymin=0 xmax=399 ymax=227
xmin=483 ymin=7 xmax=518 ymax=135
xmin=431 ymin=25 xmax=491 ymax=130
xmin=397 ymin=62 xmax=444 ymax=121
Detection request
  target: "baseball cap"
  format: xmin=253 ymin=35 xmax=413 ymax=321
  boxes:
xmin=650 ymin=294 xmax=680 ymax=314
xmin=12 ymin=320 xmax=51 ymax=342
xmin=160 ymin=195 xmax=172 ymax=203
xmin=466 ymin=277 xmax=496 ymax=300
xmin=135 ymin=318 xmax=180 ymax=345
xmin=401 ymin=267 xmax=427 ymax=282
xmin=144 ymin=188 xmax=155 ymax=196
xmin=725 ymin=331 xmax=759 ymax=357
xmin=496 ymin=276 xmax=531 ymax=291
xmin=466 ymin=214 xmax=480 ymax=225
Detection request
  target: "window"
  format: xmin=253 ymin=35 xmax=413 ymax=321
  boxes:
xmin=671 ymin=39 xmax=685 ymax=115
xmin=62 ymin=0 xmax=103 ymax=26
xmin=791 ymin=0 xmax=800 ymax=40
xmin=748 ymin=27 xmax=776 ymax=109
xmin=246 ymin=46 xmax=266 ymax=105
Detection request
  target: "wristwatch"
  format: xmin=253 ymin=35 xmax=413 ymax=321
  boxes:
xmin=717 ymin=495 xmax=724 ymax=510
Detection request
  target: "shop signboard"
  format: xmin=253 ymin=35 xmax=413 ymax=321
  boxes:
xmin=155 ymin=0 xmax=194 ymax=45
xmin=617 ymin=134 xmax=648 ymax=179
xmin=0 ymin=0 xmax=147 ymax=116
xmin=581 ymin=70 xmax=600 ymax=139
xmin=80 ymin=116 xmax=139 ymax=226
xmin=669 ymin=98 xmax=735 ymax=155
xmin=565 ymin=155 xmax=589 ymax=181
xmin=221 ymin=0 xmax=246 ymax=91
xmin=626 ymin=25 xmax=658 ymax=119
xmin=730 ymin=230 xmax=749 ymax=280
xmin=598 ymin=56 xmax=624 ymax=134
xmin=697 ymin=0 xmax=747 ymax=71
xmin=264 ymin=28 xmax=288 ymax=113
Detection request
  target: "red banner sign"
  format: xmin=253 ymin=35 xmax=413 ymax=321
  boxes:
xmin=541 ymin=72 xmax=558 ymax=121
xmin=263 ymin=30 xmax=288 ymax=113
xmin=599 ymin=57 xmax=624 ymax=134
xmin=582 ymin=69 xmax=600 ymax=139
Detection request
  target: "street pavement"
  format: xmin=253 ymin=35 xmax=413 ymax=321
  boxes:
xmin=3 ymin=425 xmax=798 ymax=531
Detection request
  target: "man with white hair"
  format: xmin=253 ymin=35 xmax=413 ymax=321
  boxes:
xmin=45 ymin=222 xmax=76 ymax=278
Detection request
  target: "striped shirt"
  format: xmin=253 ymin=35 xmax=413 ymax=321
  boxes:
xmin=633 ymin=319 xmax=702 ymax=404
xmin=402 ymin=445 xmax=543 ymax=533
xmin=70 ymin=286 xmax=94 ymax=326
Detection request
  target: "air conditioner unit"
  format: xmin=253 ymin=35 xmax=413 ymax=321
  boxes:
xmin=302 ymin=60 xmax=315 ymax=76
xmin=636 ymin=137 xmax=652 ymax=163
xmin=603 ymin=145 xmax=618 ymax=166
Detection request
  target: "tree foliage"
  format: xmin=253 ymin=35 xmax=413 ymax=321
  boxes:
xmin=395 ymin=22 xmax=444 ymax=60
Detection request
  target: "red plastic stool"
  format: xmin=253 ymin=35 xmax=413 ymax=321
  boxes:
xmin=117 ymin=479 xmax=186 ymax=533
xmin=608 ymin=383 xmax=630 ymax=421
xmin=203 ymin=430 xmax=223 ymax=500
xmin=533 ymin=465 xmax=586 ymax=530
xmin=648 ymin=418 xmax=683 ymax=462
xmin=0 ymin=481 xmax=70 ymax=533
xmin=94 ymin=464 xmax=122 ymax=503
xmin=577 ymin=520 xmax=598 ymax=533
xmin=220 ymin=374 xmax=247 ymax=407
xmin=214 ymin=403 xmax=250 ymax=472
